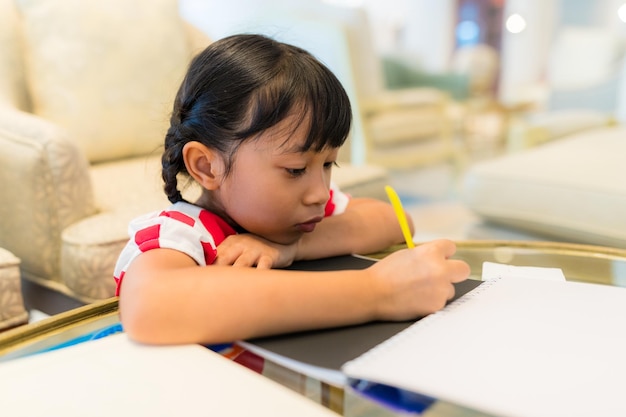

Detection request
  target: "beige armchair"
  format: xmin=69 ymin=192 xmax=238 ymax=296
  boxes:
xmin=0 ymin=0 xmax=210 ymax=302
xmin=0 ymin=0 xmax=389 ymax=303
xmin=337 ymin=7 xmax=460 ymax=170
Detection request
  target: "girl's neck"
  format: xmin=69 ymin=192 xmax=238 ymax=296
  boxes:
xmin=194 ymin=191 xmax=247 ymax=234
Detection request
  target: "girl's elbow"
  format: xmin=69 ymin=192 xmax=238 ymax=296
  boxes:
xmin=119 ymin=297 xmax=229 ymax=346
xmin=119 ymin=303 xmax=166 ymax=345
xmin=118 ymin=286 xmax=175 ymax=345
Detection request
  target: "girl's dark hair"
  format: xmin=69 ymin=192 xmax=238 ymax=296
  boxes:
xmin=162 ymin=33 xmax=353 ymax=203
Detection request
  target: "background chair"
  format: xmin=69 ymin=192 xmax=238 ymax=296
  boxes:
xmin=0 ymin=0 xmax=209 ymax=302
xmin=382 ymin=43 xmax=505 ymax=155
xmin=336 ymin=6 xmax=461 ymax=170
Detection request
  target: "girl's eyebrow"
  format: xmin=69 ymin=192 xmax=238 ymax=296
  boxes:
xmin=278 ymin=141 xmax=309 ymax=154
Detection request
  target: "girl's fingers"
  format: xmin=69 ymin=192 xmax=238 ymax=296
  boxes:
xmin=449 ymin=259 xmax=471 ymax=283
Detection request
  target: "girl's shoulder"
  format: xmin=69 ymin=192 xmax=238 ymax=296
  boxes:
xmin=129 ymin=201 xmax=236 ymax=241
xmin=131 ymin=201 xmax=211 ymax=222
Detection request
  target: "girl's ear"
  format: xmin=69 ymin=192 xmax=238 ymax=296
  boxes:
xmin=182 ymin=142 xmax=225 ymax=190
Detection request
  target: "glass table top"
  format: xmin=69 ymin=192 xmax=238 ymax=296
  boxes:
xmin=454 ymin=240 xmax=626 ymax=286
xmin=2 ymin=240 xmax=626 ymax=416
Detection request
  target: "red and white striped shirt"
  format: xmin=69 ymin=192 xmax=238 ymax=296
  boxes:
xmin=113 ymin=184 xmax=349 ymax=295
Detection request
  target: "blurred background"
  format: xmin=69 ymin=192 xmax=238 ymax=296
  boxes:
xmin=175 ymin=0 xmax=626 ymax=239
xmin=179 ymin=0 xmax=626 ymax=159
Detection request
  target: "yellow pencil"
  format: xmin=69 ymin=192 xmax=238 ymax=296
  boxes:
xmin=384 ymin=185 xmax=415 ymax=249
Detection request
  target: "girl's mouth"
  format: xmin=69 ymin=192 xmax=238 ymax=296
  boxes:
xmin=296 ymin=216 xmax=323 ymax=233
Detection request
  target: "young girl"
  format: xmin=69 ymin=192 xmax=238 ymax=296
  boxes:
xmin=114 ymin=34 xmax=469 ymax=345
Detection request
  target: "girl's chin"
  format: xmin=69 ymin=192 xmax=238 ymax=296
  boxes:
xmin=260 ymin=231 xmax=303 ymax=246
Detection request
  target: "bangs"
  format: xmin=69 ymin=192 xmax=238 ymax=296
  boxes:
xmin=235 ymin=44 xmax=352 ymax=151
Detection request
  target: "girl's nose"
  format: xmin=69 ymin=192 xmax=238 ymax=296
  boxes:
xmin=303 ymin=171 xmax=330 ymax=206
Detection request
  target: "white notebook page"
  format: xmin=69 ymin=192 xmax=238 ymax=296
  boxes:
xmin=342 ymin=277 xmax=626 ymax=417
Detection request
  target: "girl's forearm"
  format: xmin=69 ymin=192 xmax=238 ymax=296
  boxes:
xmin=296 ymin=198 xmax=411 ymax=260
xmin=120 ymin=254 xmax=378 ymax=345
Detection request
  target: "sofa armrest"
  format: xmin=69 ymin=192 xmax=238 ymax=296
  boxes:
xmin=0 ymin=108 xmax=96 ymax=283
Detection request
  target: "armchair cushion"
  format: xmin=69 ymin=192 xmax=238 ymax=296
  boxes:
xmin=17 ymin=0 xmax=191 ymax=163
xmin=367 ymin=106 xmax=447 ymax=146
xmin=60 ymin=155 xmax=174 ymax=300
xmin=362 ymin=88 xmax=450 ymax=147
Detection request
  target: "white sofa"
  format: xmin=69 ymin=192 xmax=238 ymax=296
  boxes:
xmin=462 ymin=126 xmax=626 ymax=248
xmin=0 ymin=0 xmax=388 ymax=303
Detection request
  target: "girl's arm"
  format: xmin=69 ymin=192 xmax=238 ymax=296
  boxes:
xmin=214 ymin=197 xmax=411 ymax=268
xmin=295 ymin=197 xmax=413 ymax=260
xmin=119 ymin=239 xmax=468 ymax=345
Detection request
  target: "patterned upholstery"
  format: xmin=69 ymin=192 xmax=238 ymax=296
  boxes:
xmin=19 ymin=0 xmax=192 ymax=163
xmin=0 ymin=248 xmax=28 ymax=330
xmin=0 ymin=0 xmax=207 ymax=302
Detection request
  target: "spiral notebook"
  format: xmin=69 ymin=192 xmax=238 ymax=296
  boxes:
xmin=238 ymin=254 xmax=481 ymax=386
xmin=342 ymin=276 xmax=626 ymax=417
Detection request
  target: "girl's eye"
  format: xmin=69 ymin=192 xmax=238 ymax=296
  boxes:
xmin=286 ymin=162 xmax=337 ymax=177
xmin=286 ymin=168 xmax=306 ymax=177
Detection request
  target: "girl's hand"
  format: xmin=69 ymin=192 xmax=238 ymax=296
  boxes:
xmin=215 ymin=234 xmax=298 ymax=269
xmin=367 ymin=239 xmax=470 ymax=321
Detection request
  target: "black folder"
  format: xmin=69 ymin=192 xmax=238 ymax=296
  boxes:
xmin=243 ymin=255 xmax=480 ymax=372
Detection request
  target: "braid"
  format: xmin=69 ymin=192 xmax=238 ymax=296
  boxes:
xmin=162 ymin=126 xmax=187 ymax=204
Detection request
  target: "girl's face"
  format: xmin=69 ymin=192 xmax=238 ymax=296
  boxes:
xmin=216 ymin=114 xmax=339 ymax=245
